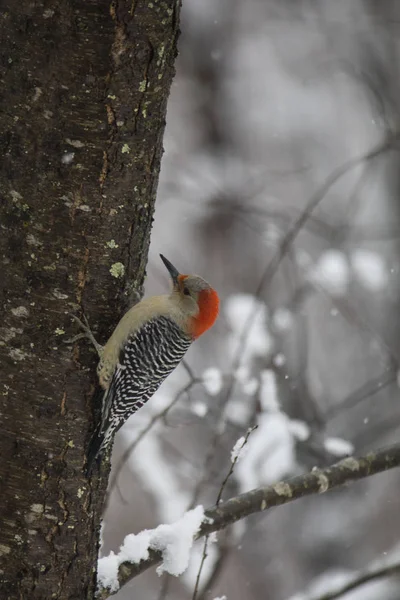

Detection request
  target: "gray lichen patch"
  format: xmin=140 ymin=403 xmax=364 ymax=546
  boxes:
xmin=9 ymin=348 xmax=30 ymax=361
xmin=312 ymin=468 xmax=330 ymax=493
xmin=339 ymin=457 xmax=360 ymax=472
xmin=110 ymin=262 xmax=125 ymax=278
xmin=11 ymin=306 xmax=29 ymax=318
xmin=32 ymin=87 xmax=42 ymax=102
xmin=0 ymin=327 xmax=23 ymax=342
xmin=25 ymin=504 xmax=45 ymax=524
xmin=26 ymin=234 xmax=42 ymax=247
xmin=105 ymin=239 xmax=119 ymax=249
xmin=273 ymin=482 xmax=293 ymax=498
xmin=65 ymin=138 xmax=85 ymax=148
xmin=52 ymin=289 xmax=69 ymax=300
xmin=10 ymin=190 xmax=23 ymax=202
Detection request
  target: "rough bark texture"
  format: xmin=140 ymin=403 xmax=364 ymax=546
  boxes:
xmin=0 ymin=0 xmax=181 ymax=598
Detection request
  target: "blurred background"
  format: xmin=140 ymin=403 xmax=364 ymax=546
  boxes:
xmin=102 ymin=1 xmax=400 ymax=598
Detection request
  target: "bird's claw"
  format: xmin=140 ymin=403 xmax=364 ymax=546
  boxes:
xmin=67 ymin=313 xmax=104 ymax=358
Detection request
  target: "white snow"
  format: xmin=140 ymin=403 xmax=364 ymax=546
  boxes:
xmin=309 ymin=250 xmax=350 ymax=296
xmin=324 ymin=436 xmax=354 ymax=457
xmin=230 ymin=436 xmax=248 ymax=463
xmin=225 ymin=294 xmax=273 ymax=361
xmin=97 ymin=506 xmax=205 ymax=591
xmin=191 ymin=401 xmax=208 ymax=417
xmin=273 ymin=352 xmax=286 ymax=367
xmin=234 ymin=365 xmax=250 ymax=383
xmin=99 ymin=519 xmax=105 ymax=553
xmin=272 ymin=307 xmax=294 ymax=332
xmin=351 ymin=249 xmax=388 ymax=291
xmin=124 ymin=428 xmax=191 ymax=522
xmin=97 ymin=552 xmax=121 ymax=593
xmin=234 ymin=412 xmax=295 ymax=491
xmin=213 ymin=596 xmax=227 ymax=600
xmin=120 ymin=530 xmax=152 ymax=564
xmin=242 ymin=377 xmax=259 ymax=395
xmin=231 ymin=373 xmax=312 ymax=491
xmin=259 ymin=370 xmax=280 ymax=412
xmin=202 ymin=367 xmax=223 ymax=395
xmin=152 ymin=506 xmax=205 ymax=576
xmin=234 ymin=366 xmax=259 ymax=395
xmin=224 ymin=397 xmax=253 ymax=426
xmin=288 ymin=419 xmax=310 ymax=442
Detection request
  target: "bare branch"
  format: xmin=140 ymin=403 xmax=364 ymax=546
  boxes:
xmin=256 ymin=134 xmax=400 ymax=296
xmin=309 ymin=560 xmax=400 ymax=600
xmin=192 ymin=427 xmax=257 ymax=600
xmin=325 ymin=368 xmax=396 ymax=420
xmin=99 ymin=442 xmax=400 ymax=597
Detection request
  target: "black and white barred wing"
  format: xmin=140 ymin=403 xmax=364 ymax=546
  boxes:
xmin=100 ymin=316 xmax=192 ymax=449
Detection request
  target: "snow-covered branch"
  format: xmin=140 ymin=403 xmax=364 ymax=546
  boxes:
xmin=97 ymin=442 xmax=400 ymax=598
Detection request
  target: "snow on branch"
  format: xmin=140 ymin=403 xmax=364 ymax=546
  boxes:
xmin=97 ymin=442 xmax=400 ymax=598
xmin=98 ymin=506 xmax=205 ymax=594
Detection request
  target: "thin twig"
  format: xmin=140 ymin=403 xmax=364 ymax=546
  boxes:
xmin=309 ymin=560 xmax=400 ymax=600
xmin=192 ymin=426 xmax=257 ymax=600
xmin=196 ymin=535 xmax=231 ymax=600
xmin=216 ymin=427 xmax=257 ymax=506
xmin=157 ymin=574 xmax=171 ymax=600
xmin=325 ymin=368 xmax=396 ymax=420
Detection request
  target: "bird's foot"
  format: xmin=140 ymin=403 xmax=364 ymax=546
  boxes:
xmin=65 ymin=313 xmax=104 ymax=358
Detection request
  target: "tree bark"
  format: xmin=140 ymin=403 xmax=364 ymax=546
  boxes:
xmin=0 ymin=1 xmax=181 ymax=598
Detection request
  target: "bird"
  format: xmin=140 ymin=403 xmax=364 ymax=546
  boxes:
xmin=83 ymin=254 xmax=219 ymax=475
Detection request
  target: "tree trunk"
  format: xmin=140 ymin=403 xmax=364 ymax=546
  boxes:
xmin=0 ymin=1 xmax=181 ymax=598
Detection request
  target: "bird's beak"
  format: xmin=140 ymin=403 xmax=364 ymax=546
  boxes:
xmin=160 ymin=254 xmax=180 ymax=285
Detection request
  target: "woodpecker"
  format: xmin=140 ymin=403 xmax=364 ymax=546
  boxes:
xmin=84 ymin=254 xmax=219 ymax=475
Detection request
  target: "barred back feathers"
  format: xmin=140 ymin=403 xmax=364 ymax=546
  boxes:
xmin=85 ymin=316 xmax=191 ymax=475
xmin=85 ymin=254 xmax=219 ymax=476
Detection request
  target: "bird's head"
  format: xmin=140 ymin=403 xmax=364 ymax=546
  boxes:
xmin=160 ymin=254 xmax=219 ymax=338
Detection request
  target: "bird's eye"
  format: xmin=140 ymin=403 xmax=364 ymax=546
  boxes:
xmin=183 ymin=286 xmax=190 ymax=296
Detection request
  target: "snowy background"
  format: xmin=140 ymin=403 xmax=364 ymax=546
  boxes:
xmin=101 ymin=1 xmax=400 ymax=599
